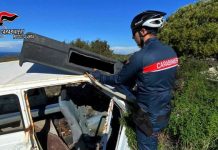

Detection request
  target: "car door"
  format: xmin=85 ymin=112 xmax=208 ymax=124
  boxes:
xmin=85 ymin=74 xmax=134 ymax=150
xmin=0 ymin=90 xmax=37 ymax=150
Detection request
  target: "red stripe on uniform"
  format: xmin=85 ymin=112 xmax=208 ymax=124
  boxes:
xmin=143 ymin=57 xmax=178 ymax=73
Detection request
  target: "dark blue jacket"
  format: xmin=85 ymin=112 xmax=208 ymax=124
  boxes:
xmin=92 ymin=37 xmax=178 ymax=131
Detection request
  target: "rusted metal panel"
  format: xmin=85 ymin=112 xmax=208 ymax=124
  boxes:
xmin=24 ymin=92 xmax=38 ymax=149
xmin=34 ymin=120 xmax=69 ymax=150
xmin=47 ymin=133 xmax=69 ymax=150
xmin=100 ymin=100 xmax=114 ymax=150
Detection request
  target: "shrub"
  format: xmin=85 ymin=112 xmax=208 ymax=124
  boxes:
xmin=70 ymin=38 xmax=129 ymax=61
xmin=167 ymin=57 xmax=218 ymax=150
xmin=158 ymin=0 xmax=218 ymax=57
xmin=121 ymin=58 xmax=218 ymax=150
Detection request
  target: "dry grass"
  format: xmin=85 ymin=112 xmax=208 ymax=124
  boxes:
xmin=0 ymin=56 xmax=18 ymax=62
xmin=158 ymin=132 xmax=177 ymax=150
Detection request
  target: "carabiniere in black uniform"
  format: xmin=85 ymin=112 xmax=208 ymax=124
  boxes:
xmin=92 ymin=37 xmax=178 ymax=132
xmin=91 ymin=10 xmax=178 ymax=150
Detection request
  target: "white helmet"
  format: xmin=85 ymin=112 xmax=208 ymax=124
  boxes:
xmin=131 ymin=10 xmax=166 ymax=35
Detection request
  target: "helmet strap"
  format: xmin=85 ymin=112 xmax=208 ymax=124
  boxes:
xmin=138 ymin=31 xmax=150 ymax=47
xmin=138 ymin=29 xmax=150 ymax=48
xmin=138 ymin=31 xmax=144 ymax=48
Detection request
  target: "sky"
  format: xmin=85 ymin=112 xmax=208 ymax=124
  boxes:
xmin=0 ymin=0 xmax=197 ymax=54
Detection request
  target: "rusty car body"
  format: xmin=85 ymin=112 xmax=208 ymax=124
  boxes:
xmin=0 ymin=60 xmax=131 ymax=150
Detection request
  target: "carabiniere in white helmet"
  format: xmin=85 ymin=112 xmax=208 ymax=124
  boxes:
xmin=131 ymin=10 xmax=166 ymax=36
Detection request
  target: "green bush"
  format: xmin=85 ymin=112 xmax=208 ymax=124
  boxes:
xmin=167 ymin=57 xmax=218 ymax=150
xmin=121 ymin=58 xmax=218 ymax=150
xmin=70 ymin=38 xmax=129 ymax=62
xmin=158 ymin=0 xmax=218 ymax=57
xmin=70 ymin=38 xmax=113 ymax=57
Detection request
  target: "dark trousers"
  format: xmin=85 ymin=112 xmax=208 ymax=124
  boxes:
xmin=114 ymin=85 xmax=161 ymax=150
xmin=136 ymin=126 xmax=158 ymax=150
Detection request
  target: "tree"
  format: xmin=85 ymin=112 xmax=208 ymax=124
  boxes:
xmin=158 ymin=0 xmax=218 ymax=58
xmin=90 ymin=39 xmax=113 ymax=56
xmin=70 ymin=38 xmax=90 ymax=50
xmin=70 ymin=38 xmax=114 ymax=57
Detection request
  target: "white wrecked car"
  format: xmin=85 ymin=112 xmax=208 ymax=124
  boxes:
xmin=0 ymin=60 xmax=132 ymax=150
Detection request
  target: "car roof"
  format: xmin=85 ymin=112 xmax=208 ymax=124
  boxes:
xmin=0 ymin=61 xmax=90 ymax=92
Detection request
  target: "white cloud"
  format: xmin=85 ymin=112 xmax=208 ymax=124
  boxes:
xmin=0 ymin=40 xmax=23 ymax=52
xmin=111 ymin=46 xmax=139 ymax=55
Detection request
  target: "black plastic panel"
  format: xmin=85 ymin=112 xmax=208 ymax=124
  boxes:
xmin=19 ymin=32 xmax=123 ymax=75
